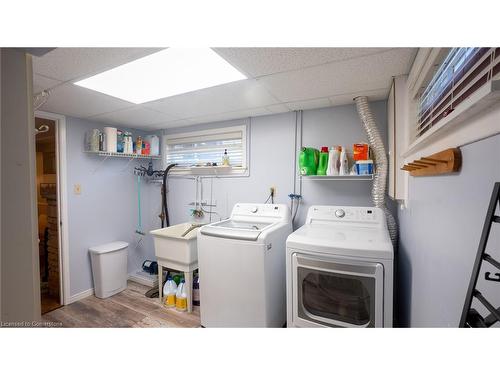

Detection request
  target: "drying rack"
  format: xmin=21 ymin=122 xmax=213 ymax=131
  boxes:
xmin=460 ymin=182 xmax=500 ymax=327
xmin=401 ymin=148 xmax=461 ymax=177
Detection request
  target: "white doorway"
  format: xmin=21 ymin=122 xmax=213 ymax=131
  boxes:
xmin=35 ymin=110 xmax=70 ymax=309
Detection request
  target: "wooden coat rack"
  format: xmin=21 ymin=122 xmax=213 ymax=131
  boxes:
xmin=401 ymin=148 xmax=462 ymax=177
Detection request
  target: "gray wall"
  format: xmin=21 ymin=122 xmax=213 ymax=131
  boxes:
xmin=398 ymin=119 xmax=500 ymax=326
xmin=1 ymin=49 xmax=41 ymax=322
xmin=65 ymin=117 xmax=161 ymax=297
xmin=164 ymin=101 xmax=388 ymax=228
xmin=297 ymin=103 xmax=390 ymax=224
xmin=64 ymin=101 xmax=388 ymax=300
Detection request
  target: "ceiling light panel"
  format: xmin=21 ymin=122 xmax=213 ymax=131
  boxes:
xmin=74 ymin=48 xmax=247 ymax=104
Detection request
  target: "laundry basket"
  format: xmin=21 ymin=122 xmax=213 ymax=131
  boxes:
xmin=89 ymin=241 xmax=129 ymax=299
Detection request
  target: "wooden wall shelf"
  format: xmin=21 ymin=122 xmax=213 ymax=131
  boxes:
xmin=401 ymin=148 xmax=462 ymax=177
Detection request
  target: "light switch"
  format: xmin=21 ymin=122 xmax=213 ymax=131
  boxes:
xmin=74 ymin=184 xmax=81 ymax=195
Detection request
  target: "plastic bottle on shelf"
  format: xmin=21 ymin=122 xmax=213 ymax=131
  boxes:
xmin=316 ymin=147 xmax=329 ymax=175
xmin=222 ymin=149 xmax=230 ymax=166
xmin=117 ymin=130 xmax=124 ymax=153
xmin=327 ymin=146 xmax=340 ymax=176
xmin=136 ymin=136 xmax=143 ymax=155
xmin=175 ymin=279 xmax=188 ymax=312
xmin=339 ymin=146 xmax=349 ymax=176
xmin=164 ymin=276 xmax=177 ymax=308
xmin=299 ymin=147 xmax=319 ymax=175
xmin=124 ymin=132 xmax=133 ymax=154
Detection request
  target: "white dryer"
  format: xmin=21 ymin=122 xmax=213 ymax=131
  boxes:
xmin=198 ymin=203 xmax=292 ymax=327
xmin=286 ymin=206 xmax=393 ymax=328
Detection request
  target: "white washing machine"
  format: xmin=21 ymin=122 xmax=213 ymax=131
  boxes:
xmin=197 ymin=203 xmax=292 ymax=327
xmin=286 ymin=206 xmax=393 ymax=328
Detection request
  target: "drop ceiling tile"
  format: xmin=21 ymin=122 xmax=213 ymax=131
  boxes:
xmin=214 ymin=48 xmax=392 ymax=77
xmin=90 ymin=106 xmax=178 ymax=128
xmin=187 ymin=107 xmax=272 ymax=126
xmin=152 ymin=119 xmax=197 ymax=130
xmin=265 ymin=103 xmax=291 ymax=114
xmin=144 ymin=79 xmax=278 ymax=119
xmin=258 ymin=48 xmax=416 ymax=102
xmin=286 ymin=97 xmax=332 ymax=111
xmin=155 ymin=119 xmax=197 ymax=129
xmin=39 ymin=83 xmax=133 ymax=118
xmin=33 ymin=74 xmax=62 ymax=94
xmin=33 ymin=48 xmax=163 ymax=82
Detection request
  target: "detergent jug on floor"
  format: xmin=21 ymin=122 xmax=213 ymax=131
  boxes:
xmin=164 ymin=276 xmax=177 ymax=308
xmin=176 ymin=279 xmax=188 ymax=312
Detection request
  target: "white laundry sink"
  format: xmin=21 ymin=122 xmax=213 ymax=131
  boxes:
xmin=150 ymin=223 xmax=200 ymax=268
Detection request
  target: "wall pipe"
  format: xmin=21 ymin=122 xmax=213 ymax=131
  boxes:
xmin=354 ymin=96 xmax=398 ymax=247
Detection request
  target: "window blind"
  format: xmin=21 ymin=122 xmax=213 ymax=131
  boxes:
xmin=165 ymin=129 xmax=244 ymax=168
xmin=416 ymin=47 xmax=500 ymax=137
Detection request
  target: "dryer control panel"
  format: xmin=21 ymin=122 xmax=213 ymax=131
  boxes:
xmin=306 ymin=206 xmax=385 ymax=227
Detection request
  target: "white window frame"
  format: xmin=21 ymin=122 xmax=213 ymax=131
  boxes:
xmin=393 ymin=48 xmax=500 ymax=207
xmin=162 ymin=124 xmax=249 ymax=177
xmin=403 ymin=48 xmax=500 ymax=161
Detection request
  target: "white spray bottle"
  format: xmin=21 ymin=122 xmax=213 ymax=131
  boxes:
xmin=327 ymin=146 xmax=340 ymax=176
xmin=339 ymin=146 xmax=349 ymax=176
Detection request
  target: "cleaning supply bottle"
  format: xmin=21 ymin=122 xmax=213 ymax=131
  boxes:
xmin=327 ymin=146 xmax=340 ymax=176
xmin=316 ymin=147 xmax=329 ymax=175
xmin=172 ymin=273 xmax=182 ymax=286
xmin=175 ymin=279 xmax=188 ymax=312
xmin=222 ymin=149 xmax=230 ymax=166
xmin=299 ymin=147 xmax=319 ymax=175
xmin=193 ymin=275 xmax=200 ymax=306
xmin=136 ymin=136 xmax=143 ymax=155
xmin=339 ymin=146 xmax=349 ymax=176
xmin=165 ymin=276 xmax=177 ymax=308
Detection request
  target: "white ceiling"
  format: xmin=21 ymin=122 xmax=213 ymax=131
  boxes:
xmin=34 ymin=48 xmax=417 ymax=130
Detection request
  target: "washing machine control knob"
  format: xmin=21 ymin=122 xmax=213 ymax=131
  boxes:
xmin=250 ymin=206 xmax=259 ymax=213
xmin=335 ymin=209 xmax=345 ymax=218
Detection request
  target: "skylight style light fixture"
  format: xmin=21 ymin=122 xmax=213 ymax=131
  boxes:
xmin=74 ymin=48 xmax=247 ymax=104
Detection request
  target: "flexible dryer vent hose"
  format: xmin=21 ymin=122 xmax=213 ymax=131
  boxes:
xmin=354 ymin=96 xmax=398 ymax=247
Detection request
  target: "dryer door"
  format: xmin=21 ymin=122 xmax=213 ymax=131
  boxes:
xmin=292 ymin=253 xmax=384 ymax=327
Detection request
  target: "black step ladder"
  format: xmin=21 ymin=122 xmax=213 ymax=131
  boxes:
xmin=460 ymin=182 xmax=500 ymax=327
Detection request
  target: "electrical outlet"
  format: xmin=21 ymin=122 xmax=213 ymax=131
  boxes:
xmin=74 ymin=184 xmax=81 ymax=195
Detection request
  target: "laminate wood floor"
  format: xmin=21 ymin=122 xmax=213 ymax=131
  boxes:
xmin=42 ymin=281 xmax=201 ymax=328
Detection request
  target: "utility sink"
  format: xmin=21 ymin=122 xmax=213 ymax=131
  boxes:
xmin=150 ymin=223 xmax=200 ymax=269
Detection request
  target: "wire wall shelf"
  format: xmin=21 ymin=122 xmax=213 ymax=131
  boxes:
xmin=85 ymin=151 xmax=162 ymax=160
xmin=300 ymin=174 xmax=373 ymax=181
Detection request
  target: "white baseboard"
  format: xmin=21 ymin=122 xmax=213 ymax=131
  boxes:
xmin=66 ymin=288 xmax=94 ymax=304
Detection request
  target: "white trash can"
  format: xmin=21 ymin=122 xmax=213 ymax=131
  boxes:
xmin=89 ymin=241 xmax=129 ymax=299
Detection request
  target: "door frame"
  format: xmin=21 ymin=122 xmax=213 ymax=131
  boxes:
xmin=35 ymin=110 xmax=70 ymax=306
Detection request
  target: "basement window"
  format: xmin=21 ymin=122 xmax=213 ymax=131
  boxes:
xmin=163 ymin=125 xmax=248 ymax=176
xmin=414 ymin=47 xmax=500 ymax=139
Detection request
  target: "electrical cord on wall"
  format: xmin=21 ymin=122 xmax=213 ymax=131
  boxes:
xmin=289 ymin=193 xmax=302 ymax=223
xmin=264 ymin=189 xmax=275 ymax=204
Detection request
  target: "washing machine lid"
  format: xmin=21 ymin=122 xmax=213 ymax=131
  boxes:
xmin=200 ymin=203 xmax=291 ymax=241
xmin=200 ymin=219 xmax=275 ymax=241
xmin=286 ymin=224 xmax=393 ymax=260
